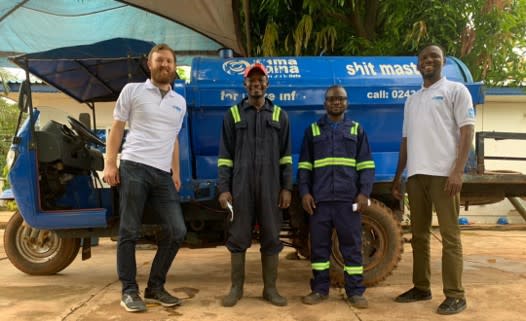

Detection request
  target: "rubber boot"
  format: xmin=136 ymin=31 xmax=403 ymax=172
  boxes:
xmin=222 ymin=252 xmax=245 ymax=307
xmin=261 ymin=254 xmax=288 ymax=306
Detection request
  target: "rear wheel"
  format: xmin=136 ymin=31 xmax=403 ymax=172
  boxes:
xmin=3 ymin=211 xmax=80 ymax=275
xmin=330 ymin=199 xmax=403 ymax=287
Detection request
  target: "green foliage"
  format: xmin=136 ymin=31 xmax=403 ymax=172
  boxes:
xmin=4 ymin=200 xmax=18 ymax=211
xmin=0 ymin=68 xmax=12 ymax=95
xmin=0 ymin=97 xmax=19 ymax=173
xmin=176 ymin=66 xmax=191 ymax=81
xmin=245 ymin=0 xmax=526 ymax=86
xmin=460 ymin=0 xmax=526 ymax=86
xmin=2 ymin=165 xmax=9 ymax=190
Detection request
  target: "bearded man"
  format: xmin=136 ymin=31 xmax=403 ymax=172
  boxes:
xmin=103 ymin=44 xmax=187 ymax=313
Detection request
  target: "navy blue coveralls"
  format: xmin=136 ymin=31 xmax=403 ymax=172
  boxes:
xmin=217 ymin=98 xmax=293 ymax=254
xmin=298 ymin=115 xmax=375 ymax=296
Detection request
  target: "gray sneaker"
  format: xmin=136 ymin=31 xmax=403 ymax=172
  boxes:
xmin=120 ymin=292 xmax=147 ymax=312
xmin=144 ymin=288 xmax=181 ymax=307
xmin=348 ymin=295 xmax=368 ymax=309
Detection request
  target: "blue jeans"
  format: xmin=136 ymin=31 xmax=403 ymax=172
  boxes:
xmin=117 ymin=160 xmax=187 ymax=294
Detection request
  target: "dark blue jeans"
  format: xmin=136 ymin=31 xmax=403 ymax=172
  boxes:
xmin=117 ymin=160 xmax=187 ymax=294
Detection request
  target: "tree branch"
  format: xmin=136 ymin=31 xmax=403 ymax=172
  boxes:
xmin=348 ymin=0 xmax=367 ymax=38
xmin=364 ymin=0 xmax=379 ymax=40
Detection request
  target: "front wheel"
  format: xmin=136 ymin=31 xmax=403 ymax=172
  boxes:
xmin=330 ymin=199 xmax=404 ymax=287
xmin=3 ymin=211 xmax=80 ymax=275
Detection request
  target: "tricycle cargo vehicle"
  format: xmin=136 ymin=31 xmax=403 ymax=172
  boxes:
xmin=5 ymin=38 xmax=524 ymax=287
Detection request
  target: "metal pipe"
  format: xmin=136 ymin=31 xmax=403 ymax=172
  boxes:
xmin=476 ymin=132 xmax=485 ymax=174
xmin=507 ymin=197 xmax=526 ymax=222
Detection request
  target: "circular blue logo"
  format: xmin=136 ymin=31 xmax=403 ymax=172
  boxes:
xmin=222 ymin=60 xmax=251 ymax=75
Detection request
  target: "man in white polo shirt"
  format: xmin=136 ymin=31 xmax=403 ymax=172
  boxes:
xmin=103 ymin=44 xmax=187 ymax=313
xmin=391 ymin=44 xmax=475 ymax=315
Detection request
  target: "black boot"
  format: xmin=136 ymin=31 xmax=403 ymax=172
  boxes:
xmin=261 ymin=254 xmax=287 ymax=306
xmin=222 ymin=252 xmax=245 ymax=307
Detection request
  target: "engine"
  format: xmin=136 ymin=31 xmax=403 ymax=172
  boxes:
xmin=35 ymin=120 xmax=104 ymax=209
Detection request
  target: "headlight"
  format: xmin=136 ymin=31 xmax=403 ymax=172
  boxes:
xmin=6 ymin=149 xmax=16 ymax=170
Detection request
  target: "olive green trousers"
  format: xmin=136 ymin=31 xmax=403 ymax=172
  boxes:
xmin=406 ymin=174 xmax=465 ymax=299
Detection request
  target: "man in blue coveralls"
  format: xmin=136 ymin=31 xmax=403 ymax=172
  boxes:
xmin=298 ymin=85 xmax=375 ymax=308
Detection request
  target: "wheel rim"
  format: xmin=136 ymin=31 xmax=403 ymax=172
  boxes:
xmin=331 ymin=216 xmax=388 ymax=272
xmin=361 ymin=216 xmax=388 ymax=271
xmin=15 ymin=224 xmax=62 ymax=263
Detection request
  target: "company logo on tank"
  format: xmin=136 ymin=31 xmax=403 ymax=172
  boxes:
xmin=223 ymin=59 xmax=301 ymax=78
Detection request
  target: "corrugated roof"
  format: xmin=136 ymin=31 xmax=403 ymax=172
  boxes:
xmin=2 ymin=67 xmax=43 ymax=84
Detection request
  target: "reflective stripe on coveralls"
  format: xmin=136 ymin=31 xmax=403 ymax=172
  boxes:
xmin=230 ymin=104 xmax=282 ymax=123
xmin=311 ymin=261 xmax=330 ymax=271
xmin=344 ymin=265 xmax=364 ymax=275
xmin=312 ymin=263 xmax=363 ymax=275
xmin=300 ymin=123 xmax=375 ymax=171
xmin=218 ymin=158 xmax=233 ymax=167
xmin=280 ymin=156 xmax=292 ymax=165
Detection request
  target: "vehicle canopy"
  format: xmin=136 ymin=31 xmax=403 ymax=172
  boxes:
xmin=9 ymin=37 xmax=154 ymax=103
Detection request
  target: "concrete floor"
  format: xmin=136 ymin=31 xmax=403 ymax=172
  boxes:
xmin=1 ymin=227 xmax=526 ymax=321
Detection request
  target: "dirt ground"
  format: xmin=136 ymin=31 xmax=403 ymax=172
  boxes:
xmin=1 ymin=228 xmax=526 ymax=321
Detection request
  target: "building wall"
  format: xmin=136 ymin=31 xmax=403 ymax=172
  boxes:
xmin=476 ymin=94 xmax=526 ymax=174
xmin=6 ymin=92 xmax=116 ymax=129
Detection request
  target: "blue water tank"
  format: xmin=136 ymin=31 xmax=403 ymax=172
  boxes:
xmin=186 ymin=56 xmax=484 ymax=184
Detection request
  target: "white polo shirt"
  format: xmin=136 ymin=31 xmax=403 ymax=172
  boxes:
xmin=402 ymin=77 xmax=475 ymax=177
xmin=113 ymin=79 xmax=186 ymax=172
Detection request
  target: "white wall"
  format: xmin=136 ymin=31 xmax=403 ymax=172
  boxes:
xmin=7 ymin=91 xmax=116 ymax=129
xmin=475 ymin=94 xmax=526 ymax=174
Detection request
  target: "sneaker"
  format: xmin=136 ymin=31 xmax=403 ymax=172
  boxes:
xmin=301 ymin=292 xmax=328 ymax=305
xmin=394 ymin=287 xmax=432 ymax=303
xmin=437 ymin=297 xmax=467 ymax=315
xmin=120 ymin=292 xmax=147 ymax=312
xmin=348 ymin=295 xmax=368 ymax=309
xmin=144 ymin=288 xmax=181 ymax=307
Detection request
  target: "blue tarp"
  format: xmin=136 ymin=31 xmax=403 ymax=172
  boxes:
xmin=0 ymin=0 xmax=226 ymax=66
xmin=9 ymin=38 xmax=154 ymax=103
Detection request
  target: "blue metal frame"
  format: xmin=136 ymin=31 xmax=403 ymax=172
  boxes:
xmin=9 ymin=110 xmax=109 ymax=229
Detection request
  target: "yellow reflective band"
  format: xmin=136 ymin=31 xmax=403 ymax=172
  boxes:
xmin=230 ymin=105 xmax=241 ymax=123
xmin=298 ymin=161 xmax=313 ymax=170
xmin=272 ymin=105 xmax=281 ymax=122
xmin=298 ymin=162 xmax=312 ymax=171
xmin=314 ymin=157 xmax=356 ymax=168
xmin=350 ymin=122 xmax=359 ymax=136
xmin=357 ymin=160 xmax=375 ymax=171
xmin=344 ymin=266 xmax=363 ymax=275
xmin=311 ymin=261 xmax=330 ymax=271
xmin=280 ymin=155 xmax=292 ymax=165
xmin=217 ymin=158 xmax=234 ymax=167
xmin=311 ymin=123 xmax=321 ymax=136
